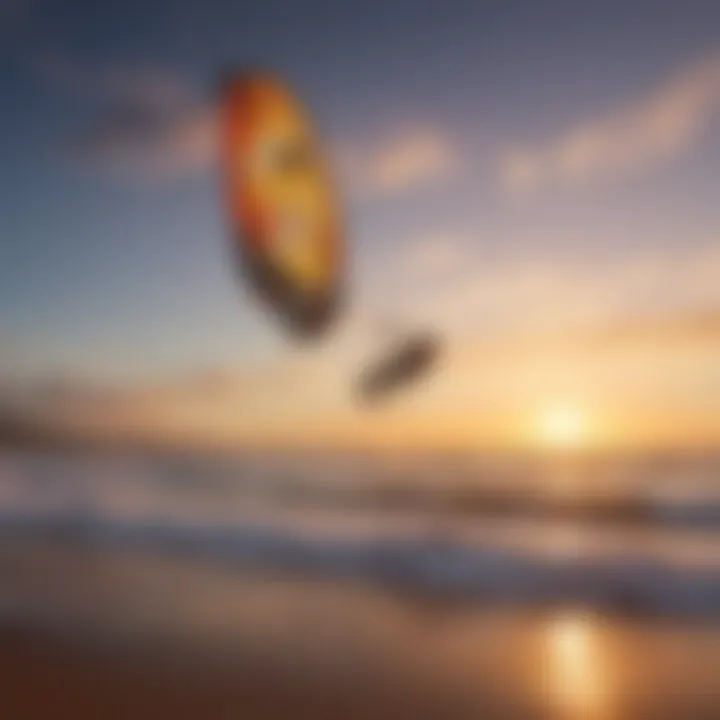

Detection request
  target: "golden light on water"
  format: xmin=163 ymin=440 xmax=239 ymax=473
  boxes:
xmin=545 ymin=612 xmax=613 ymax=719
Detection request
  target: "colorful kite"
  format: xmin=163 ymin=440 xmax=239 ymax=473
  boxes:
xmin=220 ymin=71 xmax=343 ymax=339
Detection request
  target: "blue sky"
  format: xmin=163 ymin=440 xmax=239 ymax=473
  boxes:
xmin=2 ymin=0 xmax=720 ymax=447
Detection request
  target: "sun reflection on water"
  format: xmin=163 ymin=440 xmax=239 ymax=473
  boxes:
xmin=545 ymin=611 xmax=614 ymax=720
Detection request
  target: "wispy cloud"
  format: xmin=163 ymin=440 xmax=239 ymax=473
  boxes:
xmin=45 ymin=56 xmax=458 ymax=190
xmin=499 ymin=53 xmax=720 ymax=194
xmin=39 ymin=55 xmax=217 ymax=181
xmin=338 ymin=127 xmax=458 ymax=197
xmin=408 ymin=236 xmax=720 ymax=344
xmin=399 ymin=231 xmax=469 ymax=280
xmin=7 ymin=224 xmax=720 ymax=449
xmin=73 ymin=101 xmax=216 ymax=181
xmin=7 ymin=349 xmax=356 ymax=447
xmin=11 ymin=299 xmax=720 ymax=450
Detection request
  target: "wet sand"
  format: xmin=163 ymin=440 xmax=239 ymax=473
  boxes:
xmin=2 ymin=625 xmax=466 ymax=720
xmin=2 ymin=534 xmax=720 ymax=719
xmin=4 ymin=612 xmax=720 ymax=719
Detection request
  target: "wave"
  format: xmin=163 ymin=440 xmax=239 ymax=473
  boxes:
xmin=2 ymin=448 xmax=720 ymax=530
xmin=2 ymin=510 xmax=720 ymax=620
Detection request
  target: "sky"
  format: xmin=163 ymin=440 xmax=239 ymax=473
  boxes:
xmin=2 ymin=0 xmax=720 ymax=449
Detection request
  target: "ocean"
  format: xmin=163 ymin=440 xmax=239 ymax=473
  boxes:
xmin=1 ymin=448 xmax=720 ymax=618
xmin=1 ymin=447 xmax=719 ymax=718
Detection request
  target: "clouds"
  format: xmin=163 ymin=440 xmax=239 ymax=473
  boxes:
xmin=8 ymin=230 xmax=720 ymax=451
xmin=337 ymin=51 xmax=720 ymax=200
xmin=31 ymin=53 xmax=218 ymax=181
xmin=58 ymin=49 xmax=720 ymax=195
xmin=499 ymin=53 xmax=720 ymax=194
xmin=11 ymin=301 xmax=720 ymax=450
xmin=338 ymin=127 xmax=459 ymax=197
xmin=4 ymin=347 xmax=361 ymax=447
xmin=399 ymin=232 xmax=720 ymax=348
xmin=398 ymin=231 xmax=469 ymax=280
xmin=74 ymin=102 xmax=216 ymax=181
xmin=58 ymin=62 xmax=217 ymax=181
xmin=44 ymin=54 xmax=461 ymax=191
xmin=53 ymin=59 xmax=461 ymax=194
xmin=366 ymin=128 xmax=458 ymax=194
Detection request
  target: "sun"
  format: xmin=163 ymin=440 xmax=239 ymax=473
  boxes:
xmin=536 ymin=404 xmax=587 ymax=449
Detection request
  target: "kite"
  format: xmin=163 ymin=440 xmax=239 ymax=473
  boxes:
xmin=220 ymin=71 xmax=343 ymax=339
xmin=356 ymin=332 xmax=441 ymax=405
xmin=220 ymin=70 xmax=442 ymax=402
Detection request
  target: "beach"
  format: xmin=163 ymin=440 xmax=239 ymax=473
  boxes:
xmin=2 ymin=530 xmax=720 ymax=720
xmin=2 ymin=448 xmax=720 ymax=718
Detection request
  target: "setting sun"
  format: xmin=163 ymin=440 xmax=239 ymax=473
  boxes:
xmin=536 ymin=405 xmax=588 ymax=449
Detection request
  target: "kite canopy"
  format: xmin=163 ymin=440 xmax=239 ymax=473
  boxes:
xmin=220 ymin=71 xmax=343 ymax=339
xmin=356 ymin=332 xmax=441 ymax=405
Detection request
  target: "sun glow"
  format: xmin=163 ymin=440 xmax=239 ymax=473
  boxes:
xmin=536 ymin=404 xmax=588 ymax=449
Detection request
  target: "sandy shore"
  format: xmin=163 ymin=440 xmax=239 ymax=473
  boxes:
xmin=2 ymin=625 xmax=469 ymax=720
xmin=2 ymin=534 xmax=720 ymax=719
xmin=4 ymin=616 xmax=720 ymax=720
